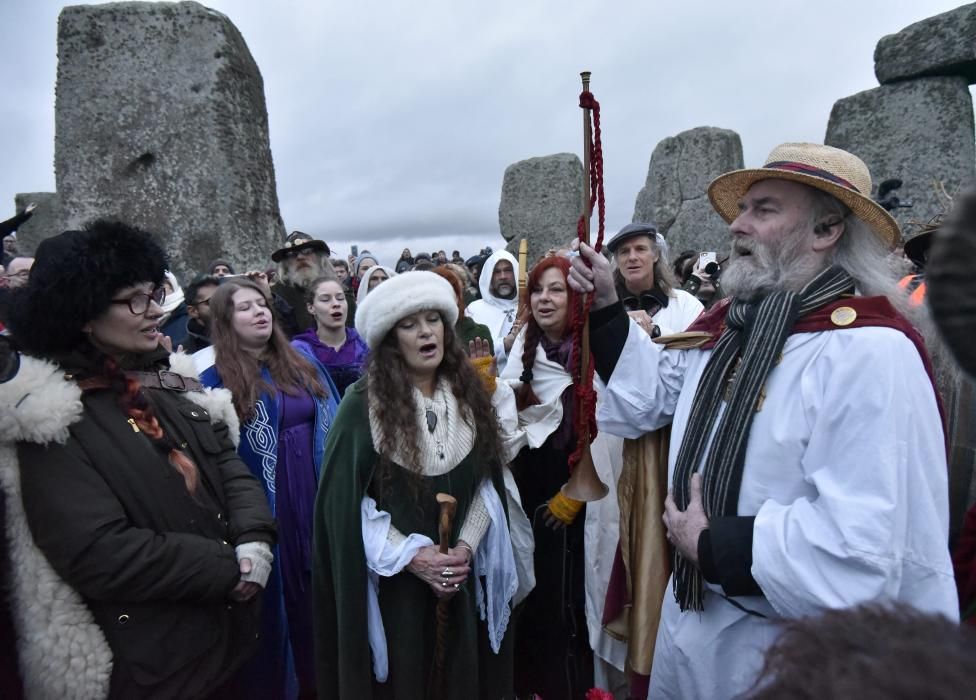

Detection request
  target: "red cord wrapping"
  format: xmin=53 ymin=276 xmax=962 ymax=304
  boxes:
xmin=568 ymin=90 xmax=605 ymax=474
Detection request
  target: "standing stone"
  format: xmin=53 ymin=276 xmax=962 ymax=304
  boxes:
xmin=12 ymin=194 xmax=62 ymax=253
xmin=825 ymin=77 xmax=975 ymax=235
xmin=633 ymin=127 xmax=743 ymax=257
xmin=875 ymin=4 xmax=976 ymax=85
xmin=499 ymin=153 xmax=584 ymax=264
xmin=54 ymin=1 xmax=285 ymax=280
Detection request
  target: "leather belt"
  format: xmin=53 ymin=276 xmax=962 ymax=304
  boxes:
xmin=77 ymin=370 xmax=202 ymax=393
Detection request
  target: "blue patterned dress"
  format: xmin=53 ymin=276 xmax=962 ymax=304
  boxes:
xmin=201 ymin=349 xmax=339 ymax=699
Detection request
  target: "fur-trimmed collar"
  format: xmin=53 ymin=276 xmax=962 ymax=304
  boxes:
xmin=0 ymin=354 xmax=84 ymax=445
xmin=169 ymin=351 xmax=241 ymax=447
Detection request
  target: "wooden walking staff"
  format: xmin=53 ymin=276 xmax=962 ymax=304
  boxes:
xmin=430 ymin=492 xmax=457 ymax=699
xmin=552 ymin=71 xmax=609 ymax=520
xmin=516 ymin=238 xmax=528 ymax=316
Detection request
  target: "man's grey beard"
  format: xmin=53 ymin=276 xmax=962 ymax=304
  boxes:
xmin=721 ymin=226 xmax=825 ymax=302
xmin=491 ymin=282 xmax=516 ymax=300
xmin=285 ymin=263 xmax=323 ymax=289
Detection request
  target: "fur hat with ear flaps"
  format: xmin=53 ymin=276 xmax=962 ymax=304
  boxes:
xmin=3 ymin=219 xmax=167 ymax=357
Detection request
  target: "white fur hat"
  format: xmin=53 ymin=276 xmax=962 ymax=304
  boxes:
xmin=355 ymin=270 xmax=459 ymax=348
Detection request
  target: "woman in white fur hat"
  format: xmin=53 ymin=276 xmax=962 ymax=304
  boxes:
xmin=312 ymin=271 xmax=520 ymax=699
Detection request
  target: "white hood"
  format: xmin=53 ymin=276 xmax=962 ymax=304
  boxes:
xmin=477 ymin=249 xmax=519 ymax=311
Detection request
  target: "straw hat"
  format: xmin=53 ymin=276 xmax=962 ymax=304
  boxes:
xmin=707 ymin=143 xmax=901 ymax=250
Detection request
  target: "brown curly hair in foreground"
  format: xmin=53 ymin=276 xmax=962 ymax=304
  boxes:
xmin=365 ymin=313 xmax=505 ymax=502
xmin=746 ymin=603 xmax=976 ymax=700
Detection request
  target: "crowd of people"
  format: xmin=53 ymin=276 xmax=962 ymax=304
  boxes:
xmin=1 ymin=140 xmax=976 ymax=700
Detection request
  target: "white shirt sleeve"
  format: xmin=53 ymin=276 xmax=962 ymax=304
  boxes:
xmin=751 ymin=328 xmax=957 ymax=620
xmin=595 ymin=321 xmax=689 ymax=439
xmin=652 ymin=289 xmax=704 ymax=335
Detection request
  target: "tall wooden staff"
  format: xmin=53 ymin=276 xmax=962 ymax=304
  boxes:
xmin=512 ymin=238 xmax=529 ymax=331
xmin=430 ymin=492 xmax=457 ymax=699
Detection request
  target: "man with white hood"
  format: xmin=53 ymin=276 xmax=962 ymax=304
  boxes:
xmin=466 ymin=249 xmax=521 ymax=370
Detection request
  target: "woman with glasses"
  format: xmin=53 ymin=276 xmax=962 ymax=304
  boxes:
xmin=201 ymin=277 xmax=339 ymax=699
xmin=0 ymin=220 xmax=277 ymax=699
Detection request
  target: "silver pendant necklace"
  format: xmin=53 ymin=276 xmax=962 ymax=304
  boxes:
xmin=424 ymin=395 xmax=446 ymax=460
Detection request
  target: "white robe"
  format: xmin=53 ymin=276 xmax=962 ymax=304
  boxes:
xmin=466 ymin=249 xmax=520 ymax=371
xmin=597 ymin=319 xmax=958 ymax=700
xmin=650 ymin=288 xmax=704 ymax=336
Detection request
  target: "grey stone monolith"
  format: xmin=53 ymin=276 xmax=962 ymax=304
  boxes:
xmin=11 ymin=194 xmax=62 ymax=253
xmin=499 ymin=153 xmax=584 ymax=265
xmin=875 ymin=4 xmax=976 ymax=85
xmin=633 ymin=127 xmax=743 ymax=257
xmin=54 ymin=1 xmax=285 ymax=280
xmin=825 ymin=77 xmax=975 ymax=235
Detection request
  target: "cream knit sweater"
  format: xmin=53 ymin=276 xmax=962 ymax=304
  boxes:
xmin=369 ymin=379 xmax=491 ymax=552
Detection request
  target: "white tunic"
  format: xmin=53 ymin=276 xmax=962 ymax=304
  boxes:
xmin=597 ymin=319 xmax=958 ymax=700
xmin=466 ymin=249 xmax=520 ymax=371
xmin=650 ymin=288 xmax=704 ymax=336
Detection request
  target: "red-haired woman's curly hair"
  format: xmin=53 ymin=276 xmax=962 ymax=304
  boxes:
xmin=515 ymin=255 xmax=577 ymax=412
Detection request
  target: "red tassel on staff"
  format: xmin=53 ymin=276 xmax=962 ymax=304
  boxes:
xmin=568 ymin=71 xmax=606 ymax=475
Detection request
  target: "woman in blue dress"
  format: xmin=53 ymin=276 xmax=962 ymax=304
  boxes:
xmin=201 ymin=276 xmax=339 ymax=699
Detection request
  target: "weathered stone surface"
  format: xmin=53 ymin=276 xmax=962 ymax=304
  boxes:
xmin=499 ymin=153 xmax=584 ymax=264
xmin=875 ymin=4 xmax=976 ymax=85
xmin=825 ymin=77 xmax=975 ymax=236
xmin=633 ymin=126 xmax=742 ymax=256
xmin=12 ymin=194 xmax=63 ymax=254
xmin=55 ymin=1 xmax=285 ymax=280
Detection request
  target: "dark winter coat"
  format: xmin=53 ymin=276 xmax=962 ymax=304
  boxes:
xmin=182 ymin=317 xmax=211 ymax=354
xmin=273 ymin=281 xmax=357 ymax=338
xmin=9 ymin=350 xmax=276 ymax=699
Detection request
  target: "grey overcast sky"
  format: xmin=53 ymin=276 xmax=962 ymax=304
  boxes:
xmin=0 ymin=1 xmax=969 ymax=268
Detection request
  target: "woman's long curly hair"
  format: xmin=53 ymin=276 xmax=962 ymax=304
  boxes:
xmin=515 ymin=255 xmax=577 ymax=412
xmin=209 ymin=277 xmax=329 ymax=421
xmin=365 ymin=310 xmax=505 ymax=501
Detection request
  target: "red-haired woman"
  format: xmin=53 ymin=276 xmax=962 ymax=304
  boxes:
xmin=201 ymin=277 xmax=339 ymax=699
xmin=495 ymin=255 xmax=625 ymax=699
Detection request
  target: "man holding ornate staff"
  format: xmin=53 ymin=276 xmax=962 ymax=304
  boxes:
xmin=568 ymin=142 xmax=958 ymax=699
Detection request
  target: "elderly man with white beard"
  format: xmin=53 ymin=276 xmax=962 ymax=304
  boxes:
xmin=568 ymin=143 xmax=958 ymax=700
xmin=269 ymin=231 xmax=345 ymax=338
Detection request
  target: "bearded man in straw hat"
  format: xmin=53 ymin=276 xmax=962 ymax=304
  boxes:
xmin=568 ymin=143 xmax=958 ymax=699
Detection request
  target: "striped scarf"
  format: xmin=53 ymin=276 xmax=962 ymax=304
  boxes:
xmin=672 ymin=264 xmax=855 ymax=611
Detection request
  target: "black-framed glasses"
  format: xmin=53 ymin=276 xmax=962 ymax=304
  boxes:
xmin=110 ymin=286 xmax=166 ymax=315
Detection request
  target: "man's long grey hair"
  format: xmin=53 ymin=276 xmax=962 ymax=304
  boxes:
xmin=815 ymin=189 xmax=959 ymax=392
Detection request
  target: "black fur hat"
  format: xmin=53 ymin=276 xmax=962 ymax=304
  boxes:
xmin=4 ymin=219 xmax=168 ymax=357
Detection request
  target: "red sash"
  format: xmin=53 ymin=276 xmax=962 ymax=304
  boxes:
xmin=685 ymin=295 xmax=946 ymax=444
